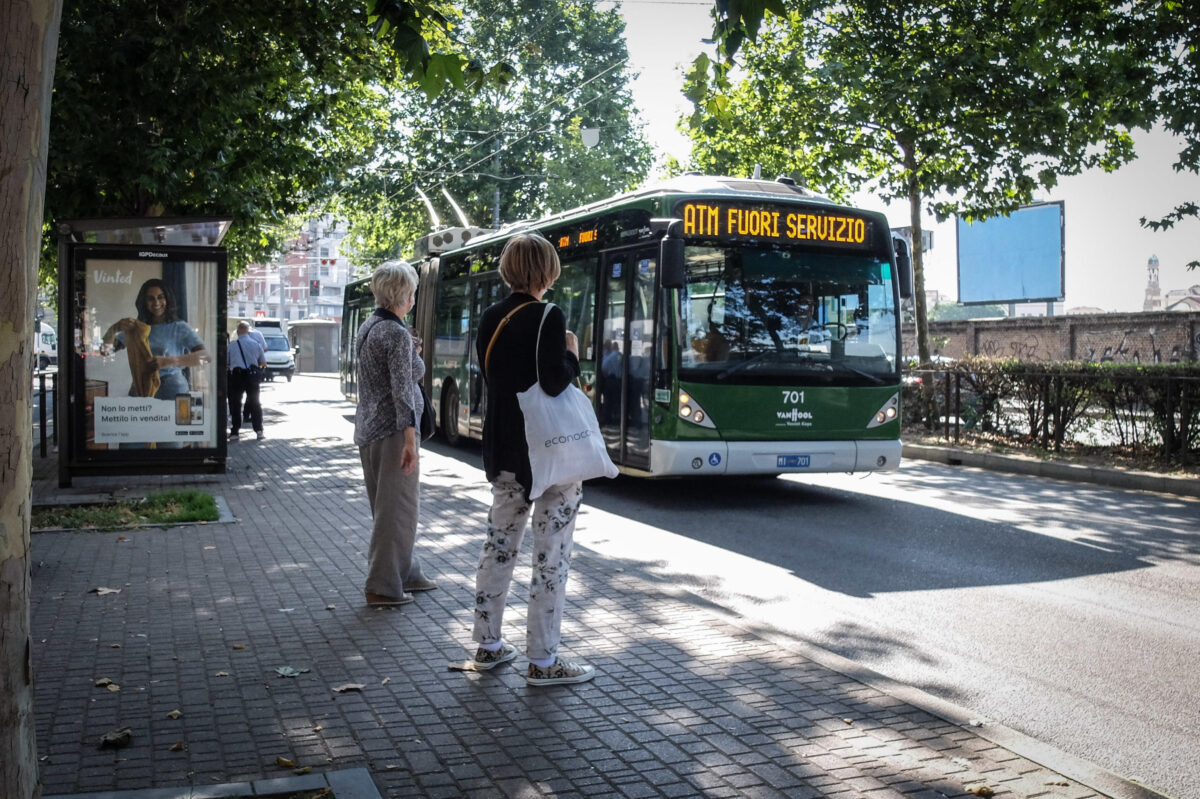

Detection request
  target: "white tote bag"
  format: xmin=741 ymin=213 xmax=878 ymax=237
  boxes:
xmin=518 ymin=304 xmax=619 ymax=499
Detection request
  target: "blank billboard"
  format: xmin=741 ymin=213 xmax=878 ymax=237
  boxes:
xmin=956 ymin=202 xmax=1064 ymax=304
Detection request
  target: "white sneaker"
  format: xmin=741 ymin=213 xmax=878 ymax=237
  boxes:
xmin=525 ymin=657 xmax=596 ymax=686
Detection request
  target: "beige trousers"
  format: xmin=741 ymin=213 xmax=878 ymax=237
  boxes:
xmin=359 ymin=430 xmax=426 ymax=597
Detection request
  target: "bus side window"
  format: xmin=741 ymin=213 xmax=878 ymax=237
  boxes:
xmin=436 ymin=280 xmax=469 ymax=360
xmin=553 ymin=256 xmax=598 ymax=362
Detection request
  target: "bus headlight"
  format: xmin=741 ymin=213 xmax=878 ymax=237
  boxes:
xmin=678 ymin=391 xmax=716 ymax=429
xmin=866 ymin=393 xmax=900 ymax=429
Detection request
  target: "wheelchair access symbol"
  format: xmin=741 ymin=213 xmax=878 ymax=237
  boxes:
xmin=708 ymin=452 xmax=722 ymax=467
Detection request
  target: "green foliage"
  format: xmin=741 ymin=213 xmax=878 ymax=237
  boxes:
xmin=905 ymin=358 xmax=1200 ymax=462
xmin=687 ymin=2 xmax=1151 ymax=218
xmin=45 ymin=0 xmax=412 ymax=280
xmin=32 ymin=489 xmax=219 ymax=532
xmin=336 ymin=0 xmax=653 ymax=264
xmin=686 ymin=0 xmax=1156 ymax=367
xmin=928 ymin=303 xmax=1007 ymax=322
xmin=1137 ymin=3 xmax=1200 ymax=267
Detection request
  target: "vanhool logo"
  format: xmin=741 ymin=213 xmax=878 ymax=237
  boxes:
xmin=777 ymin=408 xmax=813 ymax=422
xmin=545 ymin=429 xmax=592 ymax=447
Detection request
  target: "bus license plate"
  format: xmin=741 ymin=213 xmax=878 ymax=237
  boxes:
xmin=777 ymin=455 xmax=811 ymax=468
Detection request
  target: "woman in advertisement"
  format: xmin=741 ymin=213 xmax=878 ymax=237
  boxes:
xmin=102 ymin=278 xmax=211 ymax=400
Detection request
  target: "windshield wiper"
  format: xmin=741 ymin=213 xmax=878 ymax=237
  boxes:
xmin=716 ymin=351 xmax=776 ymax=380
xmin=830 ymin=362 xmax=887 ymax=384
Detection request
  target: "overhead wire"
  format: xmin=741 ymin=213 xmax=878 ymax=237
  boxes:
xmin=382 ymin=56 xmax=633 ymax=214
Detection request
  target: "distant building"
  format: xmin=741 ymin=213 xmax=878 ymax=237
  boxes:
xmin=1010 ymin=301 xmax=1064 ymax=317
xmin=1165 ymin=285 xmax=1200 ymax=312
xmin=228 ymin=217 xmax=352 ymax=324
xmin=1143 ymin=254 xmax=1163 ymax=312
xmin=1067 ymin=306 xmax=1108 ymax=315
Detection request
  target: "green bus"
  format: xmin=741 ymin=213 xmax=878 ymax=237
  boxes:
xmin=341 ymin=174 xmax=911 ymax=477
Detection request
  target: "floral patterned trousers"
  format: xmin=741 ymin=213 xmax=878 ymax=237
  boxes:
xmin=473 ymin=472 xmax=583 ymax=660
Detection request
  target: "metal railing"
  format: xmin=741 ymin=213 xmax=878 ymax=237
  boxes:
xmin=33 ymin=369 xmax=57 ymax=458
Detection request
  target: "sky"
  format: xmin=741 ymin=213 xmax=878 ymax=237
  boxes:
xmin=609 ymin=0 xmax=1200 ymax=312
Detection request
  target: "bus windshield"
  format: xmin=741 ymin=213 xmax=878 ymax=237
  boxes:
xmin=679 ymin=246 xmax=899 ymax=384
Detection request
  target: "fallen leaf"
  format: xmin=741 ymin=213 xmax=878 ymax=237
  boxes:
xmin=232 ymin=644 xmax=246 ymax=650
xmin=94 ymin=678 xmax=113 ymax=687
xmin=1046 ymin=781 xmax=1069 ymax=787
xmin=325 ymin=605 xmax=336 ymax=610
xmin=293 ymin=766 xmax=313 ymax=775
xmin=117 ymin=535 xmax=126 ymax=541
xmin=169 ymin=742 xmax=184 ymax=752
xmin=110 ymin=643 xmax=121 ymax=649
xmin=166 ymin=710 xmax=182 ymax=719
xmin=332 ymin=683 xmax=365 ymax=693
xmin=275 ymin=756 xmax=295 ymax=768
xmin=312 ymin=725 xmax=324 ymax=732
xmin=215 ymin=671 xmax=229 ymax=677
xmin=98 ymin=727 xmax=133 ymax=748
xmin=89 ymin=587 xmax=121 ymax=595
xmin=276 ymin=666 xmax=310 ymax=678
xmin=106 ymin=683 xmax=121 ymax=692
xmin=381 ymin=677 xmax=390 ymax=685
xmin=842 ymin=718 xmax=854 ymax=725
xmin=965 ymin=786 xmax=995 ymax=797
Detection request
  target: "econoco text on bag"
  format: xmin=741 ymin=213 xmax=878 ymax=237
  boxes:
xmin=545 ymin=429 xmax=593 ymax=447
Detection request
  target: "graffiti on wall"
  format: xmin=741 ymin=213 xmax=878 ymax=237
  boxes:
xmin=906 ymin=313 xmax=1199 ymax=363
xmin=1078 ymin=328 xmax=1189 ymax=364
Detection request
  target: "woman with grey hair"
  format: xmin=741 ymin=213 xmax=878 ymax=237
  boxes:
xmin=353 ymin=260 xmax=437 ymax=605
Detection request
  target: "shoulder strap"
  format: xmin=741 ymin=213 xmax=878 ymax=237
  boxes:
xmin=532 ymin=303 xmax=554 ymax=385
xmin=235 ymin=338 xmax=248 ymax=368
xmin=483 ymin=300 xmax=538 ymax=375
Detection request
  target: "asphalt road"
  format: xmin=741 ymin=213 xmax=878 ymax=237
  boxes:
xmin=298 ymin=375 xmax=1200 ymax=799
xmin=568 ymin=465 xmax=1200 ymax=799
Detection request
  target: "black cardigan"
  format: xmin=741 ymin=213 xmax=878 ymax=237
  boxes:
xmin=475 ymin=293 xmax=580 ymax=498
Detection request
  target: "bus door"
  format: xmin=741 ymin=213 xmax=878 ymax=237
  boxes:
xmin=467 ymin=276 xmax=505 ymax=438
xmin=598 ymin=246 xmax=657 ymax=469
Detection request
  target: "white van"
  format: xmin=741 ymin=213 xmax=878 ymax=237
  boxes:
xmin=260 ymin=331 xmax=296 ymax=382
xmin=252 ymin=317 xmax=288 ymax=335
xmin=35 ymin=322 xmax=57 ymax=370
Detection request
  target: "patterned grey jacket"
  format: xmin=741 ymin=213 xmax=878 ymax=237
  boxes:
xmin=352 ymin=309 xmax=425 ymax=448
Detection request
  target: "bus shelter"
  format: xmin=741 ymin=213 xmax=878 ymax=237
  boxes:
xmin=288 ymin=318 xmax=340 ymax=373
xmin=56 ymin=217 xmax=231 ymax=487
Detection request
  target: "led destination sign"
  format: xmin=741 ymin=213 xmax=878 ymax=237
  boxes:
xmin=676 ymin=201 xmax=873 ymax=249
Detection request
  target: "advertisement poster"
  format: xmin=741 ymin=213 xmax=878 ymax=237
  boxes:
xmin=77 ymin=253 xmax=221 ymax=449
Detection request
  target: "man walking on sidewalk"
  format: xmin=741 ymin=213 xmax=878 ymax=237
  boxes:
xmin=228 ymin=321 xmax=267 ymax=441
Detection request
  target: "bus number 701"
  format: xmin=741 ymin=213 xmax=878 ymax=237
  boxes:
xmin=781 ymin=390 xmax=805 ymax=404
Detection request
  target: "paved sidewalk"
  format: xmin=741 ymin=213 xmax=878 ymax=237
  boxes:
xmin=30 ymin=378 xmax=1169 ymax=799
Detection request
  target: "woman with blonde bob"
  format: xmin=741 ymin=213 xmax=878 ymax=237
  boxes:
xmin=353 ymin=261 xmax=437 ymax=606
xmin=464 ymin=232 xmax=596 ymax=686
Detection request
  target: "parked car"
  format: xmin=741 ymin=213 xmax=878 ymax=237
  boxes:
xmin=261 ymin=332 xmax=295 ymax=382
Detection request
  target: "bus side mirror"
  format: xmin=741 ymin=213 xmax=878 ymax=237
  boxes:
xmin=892 ymin=236 xmax=913 ymax=299
xmin=659 ymin=220 xmax=685 ymax=289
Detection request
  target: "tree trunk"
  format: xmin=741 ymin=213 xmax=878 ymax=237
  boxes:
xmin=1 ymin=1 xmax=63 ymax=797
xmin=903 ymin=146 xmax=931 ymax=367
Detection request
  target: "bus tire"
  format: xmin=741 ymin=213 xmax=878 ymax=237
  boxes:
xmin=441 ymin=384 xmax=461 ymax=446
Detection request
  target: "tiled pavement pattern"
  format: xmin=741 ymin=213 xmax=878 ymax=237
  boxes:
xmin=30 ymin=379 xmax=1156 ymax=799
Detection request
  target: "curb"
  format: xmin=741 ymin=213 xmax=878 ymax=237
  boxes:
xmin=903 ymin=443 xmax=1200 ymax=500
xmin=43 ymin=766 xmax=382 ymax=799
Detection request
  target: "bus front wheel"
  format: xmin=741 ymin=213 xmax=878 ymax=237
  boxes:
xmin=441 ymin=384 xmax=461 ymax=446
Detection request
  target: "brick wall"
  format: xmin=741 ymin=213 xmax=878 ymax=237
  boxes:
xmin=903 ymin=311 xmax=1200 ymax=363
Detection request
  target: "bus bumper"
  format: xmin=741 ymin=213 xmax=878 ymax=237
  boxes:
xmin=650 ymin=439 xmax=902 ymax=476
